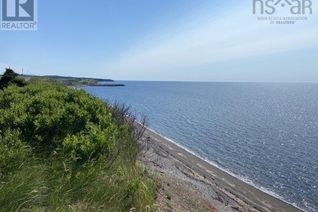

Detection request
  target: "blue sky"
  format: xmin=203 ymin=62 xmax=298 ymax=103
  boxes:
xmin=0 ymin=0 xmax=318 ymax=82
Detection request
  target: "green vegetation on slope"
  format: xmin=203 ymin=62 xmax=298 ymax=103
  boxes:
xmin=27 ymin=76 xmax=100 ymax=86
xmin=0 ymin=77 xmax=155 ymax=210
xmin=23 ymin=74 xmax=115 ymax=87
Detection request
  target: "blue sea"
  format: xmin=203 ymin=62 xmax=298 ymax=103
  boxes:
xmin=85 ymin=81 xmax=318 ymax=211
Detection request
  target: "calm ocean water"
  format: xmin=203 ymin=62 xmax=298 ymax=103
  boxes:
xmin=85 ymin=81 xmax=318 ymax=211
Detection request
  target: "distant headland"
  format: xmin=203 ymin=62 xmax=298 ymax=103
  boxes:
xmin=19 ymin=74 xmax=125 ymax=87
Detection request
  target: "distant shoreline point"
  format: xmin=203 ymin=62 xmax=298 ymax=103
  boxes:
xmin=87 ymin=83 xmax=125 ymax=87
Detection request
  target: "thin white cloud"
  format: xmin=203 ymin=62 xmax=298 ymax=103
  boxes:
xmin=106 ymin=2 xmax=318 ymax=80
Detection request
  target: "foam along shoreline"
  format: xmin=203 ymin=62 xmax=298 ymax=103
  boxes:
xmin=141 ymin=126 xmax=303 ymax=212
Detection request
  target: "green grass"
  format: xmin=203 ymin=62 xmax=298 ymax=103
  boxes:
xmin=0 ymin=82 xmax=156 ymax=211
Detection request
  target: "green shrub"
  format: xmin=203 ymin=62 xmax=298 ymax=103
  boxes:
xmin=0 ymin=68 xmax=27 ymax=89
xmin=0 ymin=82 xmax=155 ymax=211
xmin=0 ymin=129 xmax=30 ymax=176
xmin=0 ymin=83 xmax=119 ymax=162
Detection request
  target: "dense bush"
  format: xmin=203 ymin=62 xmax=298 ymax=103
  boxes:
xmin=0 ymin=82 xmax=155 ymax=211
xmin=0 ymin=68 xmax=27 ymax=89
xmin=0 ymin=83 xmax=119 ymax=162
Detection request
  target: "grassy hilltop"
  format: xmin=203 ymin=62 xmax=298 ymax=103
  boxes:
xmin=0 ymin=69 xmax=155 ymax=211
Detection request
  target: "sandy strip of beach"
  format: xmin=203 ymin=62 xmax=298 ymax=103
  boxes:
xmin=138 ymin=128 xmax=302 ymax=212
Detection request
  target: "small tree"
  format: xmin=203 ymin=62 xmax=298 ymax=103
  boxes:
xmin=0 ymin=68 xmax=27 ymax=89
